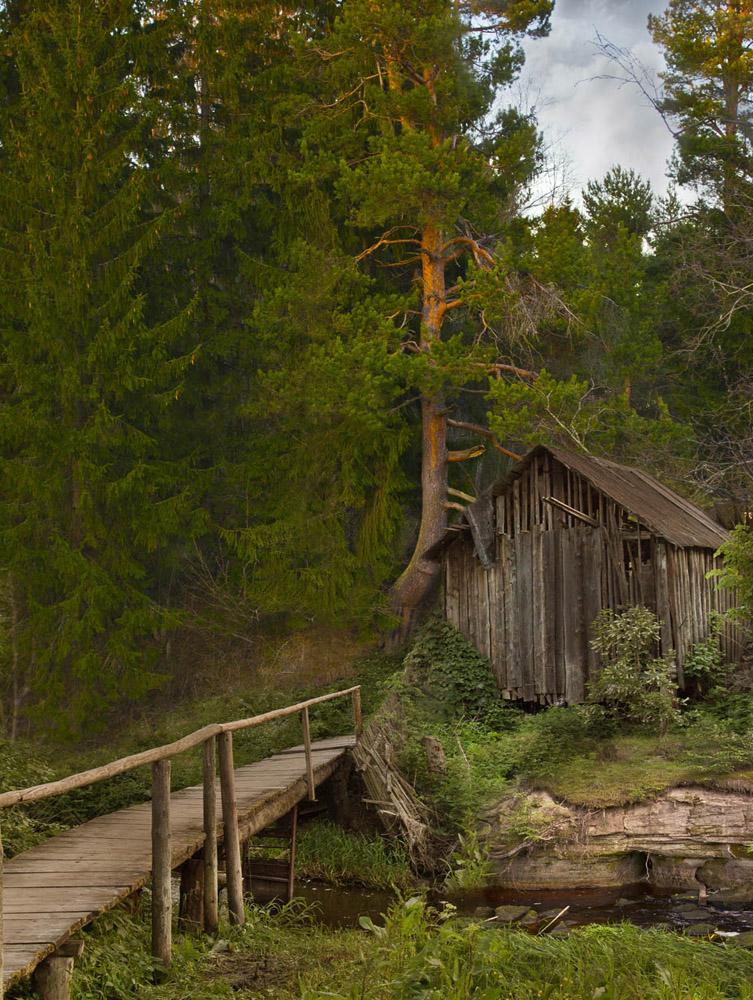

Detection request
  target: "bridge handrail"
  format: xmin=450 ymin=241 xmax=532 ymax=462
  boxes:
xmin=0 ymin=684 xmax=362 ymax=992
xmin=0 ymin=685 xmax=362 ymax=809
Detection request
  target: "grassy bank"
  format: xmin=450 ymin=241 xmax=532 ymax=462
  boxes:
xmin=296 ymin=820 xmax=414 ymax=890
xmin=391 ymin=616 xmax=753 ymax=834
xmin=8 ymin=895 xmax=753 ymax=1000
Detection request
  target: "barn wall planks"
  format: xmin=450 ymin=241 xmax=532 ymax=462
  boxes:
xmin=442 ymin=453 xmax=737 ymax=703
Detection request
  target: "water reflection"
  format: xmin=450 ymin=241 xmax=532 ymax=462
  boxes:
xmin=253 ymin=879 xmax=753 ymax=938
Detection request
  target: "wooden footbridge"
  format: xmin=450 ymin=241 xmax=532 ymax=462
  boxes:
xmin=0 ymin=686 xmax=362 ymax=999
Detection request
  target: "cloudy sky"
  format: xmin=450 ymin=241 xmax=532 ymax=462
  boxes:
xmin=518 ymin=0 xmax=673 ymax=205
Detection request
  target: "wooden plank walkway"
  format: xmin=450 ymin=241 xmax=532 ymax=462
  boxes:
xmin=2 ymin=735 xmax=355 ymax=988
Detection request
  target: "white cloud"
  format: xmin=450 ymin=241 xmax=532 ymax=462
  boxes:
xmin=515 ymin=0 xmax=674 ymax=205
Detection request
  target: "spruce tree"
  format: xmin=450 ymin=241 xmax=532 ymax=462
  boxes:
xmin=0 ymin=0 xmax=201 ymax=732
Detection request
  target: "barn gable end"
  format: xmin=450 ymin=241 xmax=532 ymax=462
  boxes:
xmin=428 ymin=447 xmax=740 ymax=705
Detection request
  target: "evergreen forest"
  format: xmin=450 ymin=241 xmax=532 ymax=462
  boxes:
xmin=2 ymin=0 xmax=753 ymax=737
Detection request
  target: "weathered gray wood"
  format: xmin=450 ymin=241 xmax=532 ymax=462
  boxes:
xmin=287 ymin=805 xmax=298 ymax=902
xmin=32 ymin=954 xmax=73 ymax=1000
xmin=487 ymin=561 xmax=501 ymax=686
xmin=217 ymin=732 xmax=244 ymax=926
xmin=2 ymin=738 xmax=351 ymax=989
xmin=178 ymin=859 xmax=203 ymax=933
xmin=151 ymin=759 xmax=172 ymax=968
xmin=571 ymin=530 xmax=587 ymax=703
xmin=494 ymin=536 xmax=510 ymax=691
xmin=532 ymin=525 xmax=546 ymax=697
xmin=506 ymin=537 xmax=521 ymax=691
xmin=445 ymin=549 xmax=460 ymax=627
xmin=456 ymin=543 xmax=468 ymax=637
xmin=561 ymin=530 xmax=582 ymax=703
xmin=542 ymin=529 xmax=559 ymax=696
xmin=0 ymin=824 xmax=3 ymax=1000
xmin=202 ymin=737 xmax=218 ymax=935
xmin=301 ymin=708 xmax=316 ymax=803
xmin=584 ymin=528 xmax=604 ymax=684
xmin=475 ymin=560 xmax=491 ymax=659
xmin=516 ymin=531 xmax=534 ymax=700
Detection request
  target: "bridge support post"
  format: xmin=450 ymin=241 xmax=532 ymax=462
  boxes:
xmin=202 ymin=735 xmax=219 ymax=934
xmin=33 ymin=940 xmax=84 ymax=1000
xmin=178 ymin=859 xmax=204 ymax=932
xmin=151 ymin=759 xmax=172 ymax=968
xmin=0 ymin=825 xmax=4 ymax=1000
xmin=218 ymin=731 xmax=245 ymax=925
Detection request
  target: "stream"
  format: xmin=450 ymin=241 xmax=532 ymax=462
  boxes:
xmin=259 ymin=881 xmax=753 ymax=940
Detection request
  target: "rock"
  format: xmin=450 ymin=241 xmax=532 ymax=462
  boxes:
xmin=707 ymin=889 xmax=753 ymax=910
xmin=697 ymin=858 xmax=753 ymax=890
xmin=490 ymin=852 xmax=646 ymax=889
xmin=539 ymin=908 xmax=567 ymax=919
xmin=614 ymin=898 xmax=633 ymax=907
xmin=648 ymin=857 xmax=704 ymax=890
xmin=676 ymin=904 xmax=710 ymax=920
xmin=519 ymin=910 xmax=539 ymax=926
xmin=480 ymin=785 xmax=753 ymax=892
xmin=683 ymin=923 xmax=717 ymax=937
xmin=730 ymin=931 xmax=753 ymax=948
xmin=548 ymin=926 xmax=571 ymax=937
xmin=493 ymin=905 xmax=531 ymax=923
xmin=473 ymin=906 xmax=494 ymax=919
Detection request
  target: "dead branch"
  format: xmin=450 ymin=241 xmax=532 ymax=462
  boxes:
xmin=447 ymin=444 xmax=486 ymax=462
xmin=447 ymin=418 xmax=522 ymax=461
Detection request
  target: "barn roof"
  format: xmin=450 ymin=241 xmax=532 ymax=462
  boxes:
xmin=426 ymin=445 xmax=729 ymax=561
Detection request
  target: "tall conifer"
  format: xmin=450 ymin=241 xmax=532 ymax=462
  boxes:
xmin=0 ymin=0 xmax=201 ymax=731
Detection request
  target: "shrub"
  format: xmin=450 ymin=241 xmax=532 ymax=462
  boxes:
xmin=401 ymin=615 xmax=513 ymax=728
xmin=588 ymin=606 xmax=679 ymax=730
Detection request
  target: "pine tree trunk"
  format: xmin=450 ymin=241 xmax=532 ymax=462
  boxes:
xmin=390 ymin=223 xmax=448 ymax=629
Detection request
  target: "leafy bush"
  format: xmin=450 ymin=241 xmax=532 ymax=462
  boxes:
xmin=588 ymin=606 xmax=679 ymax=730
xmin=683 ymin=612 xmax=729 ymax=700
xmin=714 ymin=523 xmax=753 ymax=621
xmin=401 ymin=615 xmax=514 ymax=728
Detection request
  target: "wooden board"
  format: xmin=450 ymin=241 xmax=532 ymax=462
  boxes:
xmin=583 ymin=527 xmax=604 ymax=684
xmin=2 ymin=738 xmax=352 ymax=986
xmin=531 ymin=525 xmax=547 ymax=697
xmin=516 ymin=531 xmax=534 ymax=701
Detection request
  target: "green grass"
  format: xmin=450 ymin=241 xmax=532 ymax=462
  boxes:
xmin=296 ymin=819 xmax=414 ymax=889
xmin=1 ymin=647 xmax=400 ymax=857
xmin=10 ymin=895 xmax=752 ymax=1000
xmin=302 ymin=898 xmax=753 ymax=1000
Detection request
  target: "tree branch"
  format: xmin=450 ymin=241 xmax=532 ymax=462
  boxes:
xmin=447 ymin=419 xmax=522 ymax=461
xmin=447 ymin=443 xmax=485 ymax=462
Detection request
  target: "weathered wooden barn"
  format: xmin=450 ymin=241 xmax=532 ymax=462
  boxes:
xmin=426 ymin=446 xmax=740 ymax=705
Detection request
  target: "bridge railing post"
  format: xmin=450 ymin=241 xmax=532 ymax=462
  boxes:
xmin=217 ymin=731 xmax=245 ymax=925
xmin=301 ymin=707 xmax=316 ymax=801
xmin=351 ymin=688 xmax=362 ymax=739
xmin=202 ymin=736 xmax=219 ymax=935
xmin=1 ymin=823 xmax=4 ymax=1000
xmin=151 ymin=758 xmax=172 ymax=968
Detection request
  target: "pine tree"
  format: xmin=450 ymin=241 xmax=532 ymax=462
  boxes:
xmin=0 ymin=0 xmax=202 ymax=732
xmin=294 ymin=0 xmax=552 ymax=628
xmin=649 ymin=0 xmax=753 ymax=206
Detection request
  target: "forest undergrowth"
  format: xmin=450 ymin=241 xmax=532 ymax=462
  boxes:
xmin=7 ymin=893 xmax=753 ymax=1000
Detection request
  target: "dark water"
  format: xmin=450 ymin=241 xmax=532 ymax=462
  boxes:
xmin=258 ymin=880 xmax=753 ymax=938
